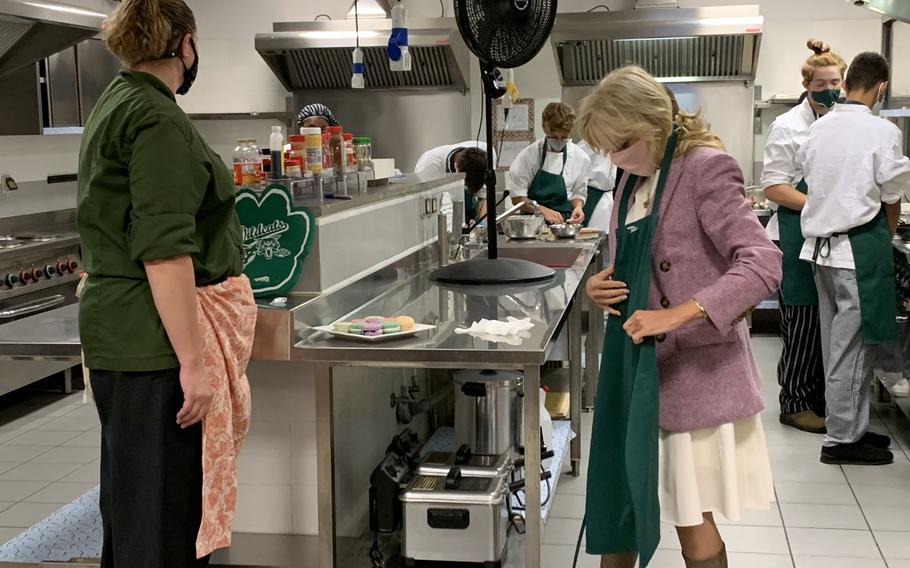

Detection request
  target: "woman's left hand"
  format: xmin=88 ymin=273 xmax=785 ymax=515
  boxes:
xmin=568 ymin=206 xmax=585 ymax=225
xmin=623 ymin=303 xmax=701 ymax=344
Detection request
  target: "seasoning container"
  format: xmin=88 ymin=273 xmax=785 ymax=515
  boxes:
xmin=354 ymin=137 xmax=373 ymax=171
xmin=322 ymin=132 xmax=332 ymax=174
xmin=269 ymin=126 xmax=285 ymax=179
xmin=343 ymin=132 xmax=355 ymax=171
xmin=327 ymin=126 xmax=345 ymax=176
xmin=288 ymin=134 xmax=306 ymax=162
xmin=285 ymin=157 xmax=303 ymax=179
xmin=232 ymin=139 xmax=262 ymax=187
xmin=300 ymin=127 xmax=323 ymax=175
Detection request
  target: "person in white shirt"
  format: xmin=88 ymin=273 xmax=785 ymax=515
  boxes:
xmin=577 ymin=139 xmax=616 ymax=231
xmin=761 ymin=39 xmax=847 ymax=434
xmin=509 ymin=102 xmax=590 ymax=225
xmin=415 ymin=141 xmax=491 ymax=222
xmin=797 ymin=51 xmax=910 ymax=466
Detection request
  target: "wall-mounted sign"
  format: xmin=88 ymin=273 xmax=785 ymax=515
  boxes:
xmin=235 ymin=184 xmax=314 ymax=297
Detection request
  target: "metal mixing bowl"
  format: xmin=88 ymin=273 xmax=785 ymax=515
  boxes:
xmin=550 ymin=224 xmax=581 ymax=239
xmin=502 ymin=215 xmax=543 ymax=239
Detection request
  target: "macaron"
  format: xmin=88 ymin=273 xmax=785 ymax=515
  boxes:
xmin=350 ymin=322 xmax=365 ymax=331
xmin=383 ymin=322 xmax=402 ymax=334
xmin=395 ymin=316 xmax=416 ymax=331
xmin=333 ymin=321 xmax=352 ymax=333
xmin=363 ymin=322 xmax=382 ymax=333
xmin=365 ymin=316 xmax=384 ymax=323
xmin=348 ymin=327 xmax=364 ymax=335
xmin=364 ymin=329 xmax=383 ymax=337
xmin=351 ymin=318 xmax=366 ymax=324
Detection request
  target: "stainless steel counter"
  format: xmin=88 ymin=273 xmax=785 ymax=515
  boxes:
xmin=293 ymin=235 xmax=605 ymax=568
xmin=297 ymin=172 xmax=462 ymax=218
xmin=0 ymin=303 xmax=80 ymax=361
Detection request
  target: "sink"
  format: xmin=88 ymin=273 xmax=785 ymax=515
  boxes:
xmin=493 ymin=247 xmax=584 ymax=269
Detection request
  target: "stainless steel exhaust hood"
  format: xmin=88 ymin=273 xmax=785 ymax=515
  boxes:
xmin=0 ymin=0 xmax=114 ymax=78
xmin=254 ymin=17 xmax=469 ymax=92
xmin=551 ymin=5 xmax=763 ymax=85
xmin=852 ymin=0 xmax=910 ymax=23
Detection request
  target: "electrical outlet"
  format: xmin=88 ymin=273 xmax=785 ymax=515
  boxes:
xmin=1 ymin=175 xmax=18 ymax=193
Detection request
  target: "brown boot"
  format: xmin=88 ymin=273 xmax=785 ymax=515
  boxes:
xmin=600 ymin=552 xmax=638 ymax=568
xmin=683 ymin=545 xmax=728 ymax=568
xmin=780 ymin=410 xmax=827 ymax=434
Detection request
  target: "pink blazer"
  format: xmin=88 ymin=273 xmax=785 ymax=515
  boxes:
xmin=608 ymin=146 xmax=782 ymax=432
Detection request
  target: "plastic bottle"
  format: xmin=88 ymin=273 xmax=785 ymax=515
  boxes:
xmin=269 ymin=126 xmax=285 ymax=179
xmin=301 ymin=127 xmax=323 ymax=175
xmin=328 ymin=126 xmax=344 ymax=176
xmin=343 ymin=132 xmax=355 ymax=171
xmin=354 ymin=137 xmax=373 ymax=171
xmin=232 ymin=139 xmax=248 ymax=186
xmin=322 ymin=132 xmax=332 ymax=174
xmin=232 ymin=139 xmax=262 ymax=187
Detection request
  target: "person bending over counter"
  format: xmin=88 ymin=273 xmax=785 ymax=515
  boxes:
xmin=416 ymin=141 xmax=492 ymax=223
xmin=509 ymin=102 xmax=590 ymax=225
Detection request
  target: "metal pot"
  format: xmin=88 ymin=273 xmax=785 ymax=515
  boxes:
xmin=453 ymin=370 xmax=523 ymax=457
xmin=501 ymin=215 xmax=542 ymax=239
xmin=550 ymin=223 xmax=580 ymax=239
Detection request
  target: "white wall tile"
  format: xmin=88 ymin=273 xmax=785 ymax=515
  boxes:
xmin=233 ymin=484 xmax=292 ymax=534
xmin=291 ymin=485 xmax=318 ymax=535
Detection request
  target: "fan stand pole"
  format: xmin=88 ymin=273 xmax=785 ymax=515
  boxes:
xmin=482 ymin=62 xmax=499 ymax=262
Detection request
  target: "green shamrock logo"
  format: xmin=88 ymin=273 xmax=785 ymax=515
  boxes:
xmin=235 ymin=184 xmax=314 ymax=297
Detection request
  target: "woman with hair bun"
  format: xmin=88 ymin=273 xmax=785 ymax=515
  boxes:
xmin=77 ymin=0 xmax=256 ymax=566
xmin=761 ymin=39 xmax=847 ymax=434
xmin=579 ymin=66 xmax=781 ymax=567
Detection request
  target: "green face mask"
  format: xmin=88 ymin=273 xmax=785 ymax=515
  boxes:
xmin=810 ymin=88 xmax=841 ymax=109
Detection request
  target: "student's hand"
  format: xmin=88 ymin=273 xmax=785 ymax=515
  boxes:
xmin=539 ymin=206 xmax=565 ymax=225
xmin=623 ymin=303 xmax=700 ymax=344
xmin=586 ymin=265 xmax=628 ymax=316
xmin=568 ymin=206 xmax=585 ymax=225
xmin=177 ymin=360 xmax=213 ymax=428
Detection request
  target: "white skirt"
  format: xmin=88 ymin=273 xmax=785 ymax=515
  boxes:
xmin=659 ymin=414 xmax=775 ymax=527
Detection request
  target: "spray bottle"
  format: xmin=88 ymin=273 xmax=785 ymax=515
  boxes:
xmin=387 ymin=0 xmax=411 ymax=72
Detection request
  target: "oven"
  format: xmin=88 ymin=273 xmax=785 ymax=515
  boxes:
xmin=0 ymin=211 xmax=82 ymax=396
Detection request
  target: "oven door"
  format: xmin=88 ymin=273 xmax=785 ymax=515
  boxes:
xmin=0 ymin=282 xmax=78 ymax=324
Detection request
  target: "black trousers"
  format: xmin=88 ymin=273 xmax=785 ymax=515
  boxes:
xmin=777 ymin=302 xmax=826 ymax=415
xmin=91 ymin=368 xmax=210 ymax=568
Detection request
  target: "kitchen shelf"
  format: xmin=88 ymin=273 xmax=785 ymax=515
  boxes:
xmin=187 ymin=112 xmax=293 ymax=121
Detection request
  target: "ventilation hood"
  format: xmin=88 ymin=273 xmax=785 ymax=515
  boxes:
xmin=0 ymin=0 xmax=113 ymax=78
xmin=255 ymin=17 xmax=469 ymax=92
xmin=550 ymin=5 xmax=763 ymax=85
xmin=853 ymin=0 xmax=910 ymax=23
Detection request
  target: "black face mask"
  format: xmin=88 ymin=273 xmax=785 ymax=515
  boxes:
xmin=171 ymin=39 xmax=199 ymax=96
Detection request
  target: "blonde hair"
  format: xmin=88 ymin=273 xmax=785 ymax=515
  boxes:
xmin=802 ymin=38 xmax=847 ymax=82
xmin=103 ymin=0 xmax=196 ymax=66
xmin=579 ymin=66 xmax=723 ymax=165
xmin=542 ymin=102 xmax=576 ymax=133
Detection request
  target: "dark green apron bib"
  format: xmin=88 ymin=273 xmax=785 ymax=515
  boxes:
xmin=777 ymin=179 xmax=819 ymax=306
xmin=849 ymin=211 xmax=899 ymax=344
xmin=528 ymin=143 xmax=572 ymax=220
xmin=464 ymin=188 xmax=478 ymax=221
xmin=580 ymin=132 xmax=679 ymax=568
xmin=582 ymin=185 xmax=607 ymax=228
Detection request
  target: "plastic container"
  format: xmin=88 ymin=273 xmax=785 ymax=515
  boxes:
xmin=322 ymin=132 xmax=332 ymax=174
xmin=269 ymin=126 xmax=285 ymax=179
xmin=232 ymin=139 xmax=262 ymax=187
xmin=285 ymin=157 xmax=303 ymax=178
xmin=354 ymin=137 xmax=373 ymax=171
xmin=301 ymin=127 xmax=323 ymax=175
xmin=288 ymin=135 xmax=306 ymax=162
xmin=327 ymin=126 xmax=345 ymax=176
xmin=342 ymin=132 xmax=356 ymax=171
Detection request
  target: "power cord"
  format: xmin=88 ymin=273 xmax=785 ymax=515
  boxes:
xmin=586 ymin=3 xmax=611 ymax=11
xmin=315 ymin=13 xmax=332 ymax=20
xmin=439 ymin=0 xmax=447 ymax=17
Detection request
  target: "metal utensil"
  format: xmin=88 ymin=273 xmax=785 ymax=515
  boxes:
xmin=502 ymin=215 xmax=543 ymax=239
xmin=550 ymin=224 xmax=580 ymax=239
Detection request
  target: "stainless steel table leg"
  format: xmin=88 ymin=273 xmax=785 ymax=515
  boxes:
xmin=315 ymin=364 xmax=336 ymax=568
xmin=569 ymin=293 xmax=583 ymax=478
xmin=584 ymin=280 xmax=598 ymax=412
xmin=523 ymin=364 xmax=542 ymax=568
xmin=63 ymin=367 xmax=73 ymax=394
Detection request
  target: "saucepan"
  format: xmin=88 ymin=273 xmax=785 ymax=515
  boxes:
xmin=502 ymin=215 xmax=544 ymax=239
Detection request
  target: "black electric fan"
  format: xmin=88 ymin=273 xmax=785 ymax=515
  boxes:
xmin=432 ymin=0 xmax=558 ymax=285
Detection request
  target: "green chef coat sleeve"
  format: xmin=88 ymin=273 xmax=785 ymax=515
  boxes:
xmin=127 ymin=115 xmax=209 ymax=262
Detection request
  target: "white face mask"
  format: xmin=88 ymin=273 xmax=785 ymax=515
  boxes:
xmin=873 ymin=83 xmax=887 ymax=115
xmin=547 ymin=137 xmax=568 ymax=153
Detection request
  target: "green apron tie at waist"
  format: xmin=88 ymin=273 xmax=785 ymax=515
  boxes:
xmin=579 ymin=130 xmax=679 ymax=568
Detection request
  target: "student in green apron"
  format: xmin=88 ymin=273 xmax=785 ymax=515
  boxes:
xmin=797 ymin=51 xmax=910 ymax=466
xmin=509 ymin=102 xmax=590 ymax=225
xmin=578 ymin=66 xmax=781 ymax=568
xmin=761 ymin=39 xmax=847 ymax=434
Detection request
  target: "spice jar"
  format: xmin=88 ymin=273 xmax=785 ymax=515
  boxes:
xmin=343 ymin=132 xmax=355 ymax=171
xmin=327 ymin=126 xmax=345 ymax=176
xmin=301 ymin=127 xmax=323 ymax=175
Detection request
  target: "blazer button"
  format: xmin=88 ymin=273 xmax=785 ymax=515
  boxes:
xmin=655 ymin=334 xmax=666 ymax=343
xmin=659 ymin=260 xmax=672 ymax=272
xmin=660 ymin=296 xmax=671 ymax=309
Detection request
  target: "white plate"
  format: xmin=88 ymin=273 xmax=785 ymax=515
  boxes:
xmin=314 ymin=323 xmax=435 ymax=342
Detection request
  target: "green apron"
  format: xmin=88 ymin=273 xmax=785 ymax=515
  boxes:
xmin=582 ymin=185 xmax=607 ymax=228
xmin=848 ymin=211 xmax=899 ymax=345
xmin=528 ymin=142 xmax=572 ymax=220
xmin=777 ymin=179 xmax=819 ymax=305
xmin=464 ymin=188 xmax=478 ymax=222
xmin=581 ymin=131 xmax=679 ymax=568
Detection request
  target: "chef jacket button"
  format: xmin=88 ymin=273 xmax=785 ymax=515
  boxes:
xmin=659 ymin=260 xmax=672 ymax=272
xmin=656 ymin=334 xmax=666 ymax=343
xmin=660 ymin=296 xmax=671 ymax=309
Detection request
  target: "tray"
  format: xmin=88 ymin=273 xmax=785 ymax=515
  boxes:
xmin=314 ymin=323 xmax=435 ymax=342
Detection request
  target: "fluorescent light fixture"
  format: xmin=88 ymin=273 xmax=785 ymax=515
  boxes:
xmin=22 ymin=1 xmax=107 ymax=19
xmin=346 ymin=0 xmax=390 ymax=19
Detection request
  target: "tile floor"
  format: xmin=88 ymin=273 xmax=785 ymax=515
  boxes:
xmin=0 ymin=336 xmax=908 ymax=567
xmin=548 ymin=336 xmax=910 ymax=568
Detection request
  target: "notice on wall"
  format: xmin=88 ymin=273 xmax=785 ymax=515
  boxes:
xmin=497 ymin=141 xmax=531 ymax=169
xmin=496 ymin=104 xmax=530 ymax=131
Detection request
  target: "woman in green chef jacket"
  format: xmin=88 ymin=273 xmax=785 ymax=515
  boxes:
xmin=76 ymin=0 xmax=254 ymax=566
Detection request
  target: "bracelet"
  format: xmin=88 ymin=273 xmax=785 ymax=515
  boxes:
xmin=692 ymin=298 xmax=709 ymax=320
